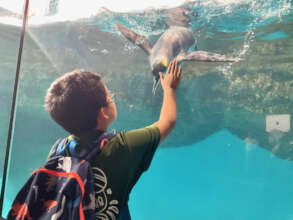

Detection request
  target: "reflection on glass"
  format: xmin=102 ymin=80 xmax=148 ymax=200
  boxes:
xmin=1 ymin=0 xmax=293 ymax=218
xmin=0 ymin=3 xmax=22 ymax=216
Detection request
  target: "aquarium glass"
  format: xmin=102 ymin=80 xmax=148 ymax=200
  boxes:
xmin=0 ymin=0 xmax=23 ymax=209
xmin=1 ymin=0 xmax=293 ymax=219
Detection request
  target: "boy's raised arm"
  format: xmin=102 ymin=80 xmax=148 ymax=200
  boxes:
xmin=153 ymin=59 xmax=182 ymax=143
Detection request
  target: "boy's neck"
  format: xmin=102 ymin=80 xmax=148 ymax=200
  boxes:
xmin=96 ymin=118 xmax=111 ymax=132
xmin=73 ymin=129 xmax=104 ymax=143
xmin=96 ymin=124 xmax=108 ymax=132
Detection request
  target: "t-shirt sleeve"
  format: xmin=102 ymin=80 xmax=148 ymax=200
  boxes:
xmin=119 ymin=125 xmax=161 ymax=172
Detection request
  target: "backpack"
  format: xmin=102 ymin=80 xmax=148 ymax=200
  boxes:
xmin=7 ymin=132 xmax=115 ymax=220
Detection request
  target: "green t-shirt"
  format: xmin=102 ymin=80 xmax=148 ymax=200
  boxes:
xmin=49 ymin=125 xmax=160 ymax=218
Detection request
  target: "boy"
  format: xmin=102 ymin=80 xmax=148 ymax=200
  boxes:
xmin=45 ymin=59 xmax=182 ymax=219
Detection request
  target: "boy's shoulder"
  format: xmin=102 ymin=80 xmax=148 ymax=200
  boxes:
xmin=107 ymin=125 xmax=160 ymax=150
xmin=117 ymin=124 xmax=159 ymax=139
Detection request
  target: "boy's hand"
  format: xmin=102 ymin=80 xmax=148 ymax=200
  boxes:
xmin=154 ymin=59 xmax=182 ymax=143
xmin=159 ymin=59 xmax=182 ymax=91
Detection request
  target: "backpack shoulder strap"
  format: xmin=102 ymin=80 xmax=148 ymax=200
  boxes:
xmin=48 ymin=138 xmax=65 ymax=158
xmin=49 ymin=132 xmax=116 ymax=161
xmin=84 ymin=132 xmax=116 ymax=161
xmin=48 ymin=137 xmax=72 ymax=159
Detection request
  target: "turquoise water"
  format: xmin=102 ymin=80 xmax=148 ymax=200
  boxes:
xmin=131 ymin=130 xmax=293 ymax=220
xmin=1 ymin=0 xmax=293 ymax=219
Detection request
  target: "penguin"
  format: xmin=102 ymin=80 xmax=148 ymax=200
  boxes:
xmin=116 ymin=22 xmax=240 ymax=94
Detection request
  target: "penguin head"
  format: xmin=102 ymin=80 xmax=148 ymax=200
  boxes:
xmin=151 ymin=60 xmax=168 ymax=95
xmin=151 ymin=59 xmax=168 ymax=78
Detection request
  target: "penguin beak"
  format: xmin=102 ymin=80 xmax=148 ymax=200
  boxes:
xmin=152 ymin=76 xmax=160 ymax=95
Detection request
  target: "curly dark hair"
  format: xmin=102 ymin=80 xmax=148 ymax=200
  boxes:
xmin=45 ymin=69 xmax=107 ymax=135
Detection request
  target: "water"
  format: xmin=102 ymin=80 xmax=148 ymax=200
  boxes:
xmin=1 ymin=0 xmax=293 ymax=218
xmin=130 ymin=130 xmax=293 ymax=220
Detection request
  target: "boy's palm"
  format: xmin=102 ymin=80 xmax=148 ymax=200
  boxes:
xmin=159 ymin=59 xmax=182 ymax=90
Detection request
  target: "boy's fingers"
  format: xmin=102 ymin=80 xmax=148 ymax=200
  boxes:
xmin=159 ymin=72 xmax=164 ymax=80
xmin=167 ymin=60 xmax=173 ymax=74
xmin=166 ymin=62 xmax=171 ymax=74
xmin=178 ymin=67 xmax=182 ymax=78
xmin=174 ymin=60 xmax=178 ymax=74
xmin=170 ymin=60 xmax=175 ymax=74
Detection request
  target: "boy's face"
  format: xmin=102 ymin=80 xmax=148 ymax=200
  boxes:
xmin=104 ymin=86 xmax=117 ymax=125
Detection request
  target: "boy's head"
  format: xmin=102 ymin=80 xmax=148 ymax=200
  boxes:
xmin=45 ymin=69 xmax=117 ymax=135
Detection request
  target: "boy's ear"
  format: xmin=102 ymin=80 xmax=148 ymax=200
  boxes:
xmin=98 ymin=107 xmax=109 ymax=120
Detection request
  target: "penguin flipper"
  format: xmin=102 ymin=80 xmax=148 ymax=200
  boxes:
xmin=176 ymin=51 xmax=241 ymax=63
xmin=116 ymin=23 xmax=153 ymax=55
